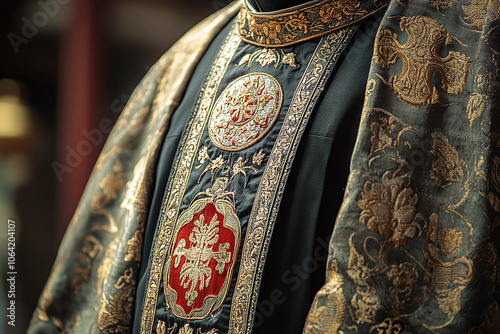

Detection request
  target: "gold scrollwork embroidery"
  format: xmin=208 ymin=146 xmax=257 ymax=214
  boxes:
xmin=373 ymin=16 xmax=470 ymax=106
xmin=430 ymin=132 xmax=471 ymax=209
xmin=237 ymin=0 xmax=386 ymax=47
xmin=140 ymin=23 xmax=241 ymax=334
xmin=424 ymin=215 xmax=475 ymax=326
xmin=195 ymin=146 xmax=266 ymax=188
xmin=91 ymin=159 xmax=125 ymax=233
xmin=252 ymin=149 xmax=265 ymax=166
xmin=158 ymin=322 xmax=219 ymax=334
xmin=230 ymin=26 xmax=357 ymax=333
xmin=467 ymin=66 xmax=498 ymax=126
xmin=430 ymin=0 xmax=457 ymax=10
xmin=196 ymin=146 xmax=226 ymax=181
xmin=370 ymin=116 xmax=397 ymax=154
xmin=303 ymin=259 xmax=346 ymax=333
xmin=157 ymin=320 xmax=167 ymax=334
xmin=97 ymin=274 xmax=136 ymax=332
xmin=369 ymin=318 xmax=406 ymax=334
xmin=462 ymin=0 xmax=500 ymax=29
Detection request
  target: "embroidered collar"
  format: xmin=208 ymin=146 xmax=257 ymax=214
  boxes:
xmin=237 ymin=0 xmax=388 ymax=47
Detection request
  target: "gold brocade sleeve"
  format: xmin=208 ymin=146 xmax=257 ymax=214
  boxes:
xmin=28 ymin=2 xmax=241 ymax=333
xmin=304 ymin=0 xmax=500 ymax=333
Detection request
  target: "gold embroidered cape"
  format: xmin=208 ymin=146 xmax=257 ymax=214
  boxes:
xmin=30 ymin=0 xmax=500 ymax=332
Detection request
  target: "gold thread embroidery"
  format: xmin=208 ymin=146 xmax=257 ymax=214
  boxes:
xmin=252 ymin=149 xmax=265 ymax=166
xmin=370 ymin=117 xmax=397 ymax=154
xmin=461 ymin=0 xmax=500 ymax=29
xmin=283 ymin=52 xmax=299 ymax=67
xmin=140 ymin=24 xmax=241 ymax=334
xmin=438 ymin=228 xmax=463 ymax=256
xmin=430 ymin=0 xmax=458 ymax=10
xmin=208 ymin=73 xmax=283 ymax=151
xmin=467 ymin=66 xmax=498 ymax=126
xmin=157 ymin=320 xmax=167 ymax=334
xmin=229 ymin=26 xmax=357 ymax=333
xmin=358 ymin=172 xmax=423 ymax=247
xmin=430 ymin=132 xmax=465 ymax=187
xmin=373 ymin=16 xmax=470 ymax=106
xmin=430 ymin=132 xmax=471 ymax=209
xmin=91 ymin=160 xmax=125 ymax=232
xmin=230 ymin=157 xmax=257 ymax=187
xmin=238 ymin=48 xmax=279 ymax=67
xmin=97 ymin=275 xmax=136 ymax=332
xmin=237 ymin=48 xmax=299 ymax=68
xmin=420 ymin=215 xmax=475 ymax=329
xmin=160 ymin=323 xmax=219 ymax=334
xmin=196 ymin=146 xmax=226 ymax=181
xmin=303 ymin=259 xmax=346 ymax=333
xmin=196 ymin=146 xmax=265 ymax=188
xmin=369 ymin=319 xmax=406 ymax=334
xmin=347 ymin=235 xmax=380 ymax=324
xmin=237 ymin=0 xmax=387 ymax=47
xmin=71 ymin=235 xmax=103 ymax=295
xmin=430 ymin=0 xmax=500 ymax=32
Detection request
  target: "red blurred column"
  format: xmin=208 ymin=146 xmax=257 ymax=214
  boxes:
xmin=57 ymin=0 xmax=103 ymax=237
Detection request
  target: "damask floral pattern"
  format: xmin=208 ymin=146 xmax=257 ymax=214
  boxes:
xmin=306 ymin=3 xmax=500 ymax=330
xmin=430 ymin=132 xmax=465 ymax=187
xmin=359 ymin=173 xmax=423 ymax=247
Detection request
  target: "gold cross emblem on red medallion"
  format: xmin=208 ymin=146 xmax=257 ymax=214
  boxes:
xmin=164 ymin=178 xmax=241 ymax=319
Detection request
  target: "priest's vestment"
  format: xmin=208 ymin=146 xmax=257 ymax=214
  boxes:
xmin=29 ymin=0 xmax=500 ymax=333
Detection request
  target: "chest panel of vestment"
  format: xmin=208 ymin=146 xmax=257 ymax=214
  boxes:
xmin=139 ymin=19 xmax=357 ymax=334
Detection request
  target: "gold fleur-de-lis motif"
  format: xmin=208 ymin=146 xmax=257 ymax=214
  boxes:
xmin=196 ymin=147 xmax=265 ymax=188
xmin=196 ymin=146 xmax=226 ymax=182
xmin=252 ymin=149 xmax=266 ymax=166
xmin=237 ymin=48 xmax=299 ymax=68
xmin=373 ymin=16 xmax=470 ymax=106
xmin=230 ymin=157 xmax=258 ymax=188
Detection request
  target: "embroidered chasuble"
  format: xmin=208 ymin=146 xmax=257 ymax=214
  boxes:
xmin=29 ymin=0 xmax=500 ymax=333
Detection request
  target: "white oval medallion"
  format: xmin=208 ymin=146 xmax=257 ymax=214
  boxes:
xmin=209 ymin=73 xmax=283 ymax=151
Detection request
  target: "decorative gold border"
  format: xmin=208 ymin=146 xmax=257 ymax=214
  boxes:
xmin=229 ymin=25 xmax=358 ymax=333
xmin=140 ymin=24 xmax=241 ymax=334
xmin=208 ymin=72 xmax=284 ymax=151
xmin=164 ymin=197 xmax=242 ymax=319
xmin=237 ymin=0 xmax=387 ymax=47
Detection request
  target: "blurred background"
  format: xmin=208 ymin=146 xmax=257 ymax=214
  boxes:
xmin=0 ymin=0 xmax=231 ymax=332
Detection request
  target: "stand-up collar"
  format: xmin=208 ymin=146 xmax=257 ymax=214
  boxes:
xmin=237 ymin=0 xmax=388 ymax=47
